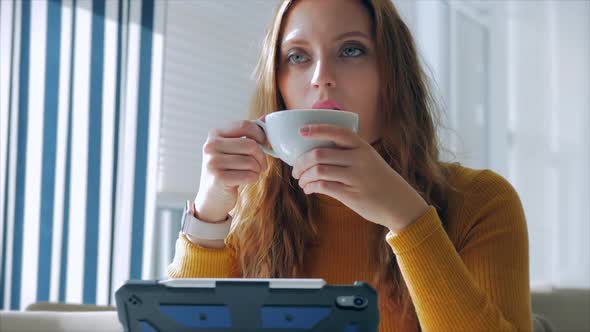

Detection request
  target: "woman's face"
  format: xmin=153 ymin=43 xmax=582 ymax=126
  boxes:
xmin=277 ymin=0 xmax=381 ymax=143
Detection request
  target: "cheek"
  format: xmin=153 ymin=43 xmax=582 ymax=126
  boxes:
xmin=278 ymin=70 xmax=308 ymax=109
xmin=347 ymin=70 xmax=380 ymax=125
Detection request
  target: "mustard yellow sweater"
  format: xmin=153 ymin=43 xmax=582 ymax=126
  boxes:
xmin=167 ymin=164 xmax=532 ymax=331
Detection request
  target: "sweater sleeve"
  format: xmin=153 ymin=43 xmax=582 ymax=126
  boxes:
xmin=167 ymin=233 xmax=241 ymax=278
xmin=385 ymin=171 xmax=532 ymax=331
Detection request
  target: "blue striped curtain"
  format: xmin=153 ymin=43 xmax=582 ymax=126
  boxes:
xmin=0 ymin=0 xmax=164 ymax=309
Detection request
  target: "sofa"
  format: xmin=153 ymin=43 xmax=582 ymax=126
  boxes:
xmin=0 ymin=289 xmax=588 ymax=332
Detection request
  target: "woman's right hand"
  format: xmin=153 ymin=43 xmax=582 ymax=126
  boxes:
xmin=193 ymin=119 xmax=268 ymax=224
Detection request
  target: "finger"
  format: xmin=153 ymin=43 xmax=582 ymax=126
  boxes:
xmin=209 ymin=154 xmax=262 ymax=173
xmin=215 ymin=120 xmax=266 ymax=144
xmin=299 ymin=124 xmax=361 ymax=149
xmin=214 ymin=170 xmax=259 ymax=187
xmin=302 ymin=180 xmax=350 ymax=201
xmin=292 ymin=148 xmax=352 ymax=179
xmin=298 ymin=164 xmax=352 ymax=189
xmin=204 ymin=137 xmax=268 ymax=171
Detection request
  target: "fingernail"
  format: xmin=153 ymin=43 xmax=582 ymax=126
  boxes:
xmin=300 ymin=126 xmax=310 ymax=136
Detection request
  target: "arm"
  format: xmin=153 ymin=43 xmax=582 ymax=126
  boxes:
xmin=386 ymin=172 xmax=532 ymax=331
xmin=167 ymin=233 xmax=241 ymax=278
xmin=168 ymin=118 xmax=267 ymax=278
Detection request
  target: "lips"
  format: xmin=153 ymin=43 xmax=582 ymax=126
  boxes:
xmin=311 ymin=100 xmax=344 ymax=111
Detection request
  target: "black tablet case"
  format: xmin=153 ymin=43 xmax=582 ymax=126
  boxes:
xmin=115 ymin=279 xmax=379 ymax=332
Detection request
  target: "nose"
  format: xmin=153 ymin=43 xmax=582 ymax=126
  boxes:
xmin=310 ymin=60 xmax=336 ymax=89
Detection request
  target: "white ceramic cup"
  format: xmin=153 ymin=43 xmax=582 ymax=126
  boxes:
xmin=253 ymin=109 xmax=359 ymax=166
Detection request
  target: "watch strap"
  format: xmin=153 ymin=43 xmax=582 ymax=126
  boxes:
xmin=181 ymin=200 xmax=232 ymax=240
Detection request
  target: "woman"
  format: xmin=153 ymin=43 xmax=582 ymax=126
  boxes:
xmin=168 ymin=0 xmax=532 ymax=330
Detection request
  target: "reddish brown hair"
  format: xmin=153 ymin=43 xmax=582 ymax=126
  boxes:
xmin=226 ymin=0 xmax=452 ymax=316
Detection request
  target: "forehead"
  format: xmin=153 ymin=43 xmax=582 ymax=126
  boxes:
xmin=280 ymin=0 xmax=373 ymax=43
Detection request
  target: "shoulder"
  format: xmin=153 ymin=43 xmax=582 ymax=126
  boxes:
xmin=441 ymin=163 xmax=527 ymax=247
xmin=443 ymin=162 xmax=520 ymax=204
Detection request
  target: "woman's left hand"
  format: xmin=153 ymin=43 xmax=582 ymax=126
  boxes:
xmin=292 ymin=124 xmax=429 ymax=233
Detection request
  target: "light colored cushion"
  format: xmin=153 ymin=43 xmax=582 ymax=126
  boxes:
xmin=0 ymin=311 xmax=122 ymax=332
xmin=533 ymin=313 xmax=555 ymax=332
xmin=531 ymin=289 xmax=590 ymax=332
xmin=26 ymin=302 xmax=115 ymax=312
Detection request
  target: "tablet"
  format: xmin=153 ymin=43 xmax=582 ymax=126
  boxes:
xmin=115 ymin=278 xmax=379 ymax=331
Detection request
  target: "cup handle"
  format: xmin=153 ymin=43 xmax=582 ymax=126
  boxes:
xmin=253 ymin=119 xmax=279 ymax=159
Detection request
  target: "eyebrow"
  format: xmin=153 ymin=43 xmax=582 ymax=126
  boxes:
xmin=333 ymin=31 xmax=371 ymax=42
xmin=281 ymin=30 xmax=371 ymax=47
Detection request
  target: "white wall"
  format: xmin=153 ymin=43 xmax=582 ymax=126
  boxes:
xmin=157 ymin=1 xmax=278 ymax=207
xmin=403 ymin=0 xmax=589 ymax=289
xmin=506 ymin=0 xmax=589 ymax=288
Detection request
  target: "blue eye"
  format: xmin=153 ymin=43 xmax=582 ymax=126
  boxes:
xmin=288 ymin=53 xmax=308 ymax=64
xmin=341 ymin=46 xmax=364 ymax=57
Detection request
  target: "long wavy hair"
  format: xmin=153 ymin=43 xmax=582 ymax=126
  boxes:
xmin=225 ymin=0 xmax=452 ymax=316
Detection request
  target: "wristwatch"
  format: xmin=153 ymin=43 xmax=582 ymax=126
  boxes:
xmin=180 ymin=200 xmax=232 ymax=240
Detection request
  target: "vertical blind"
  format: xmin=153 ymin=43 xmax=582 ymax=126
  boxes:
xmin=0 ymin=0 xmax=165 ymax=309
